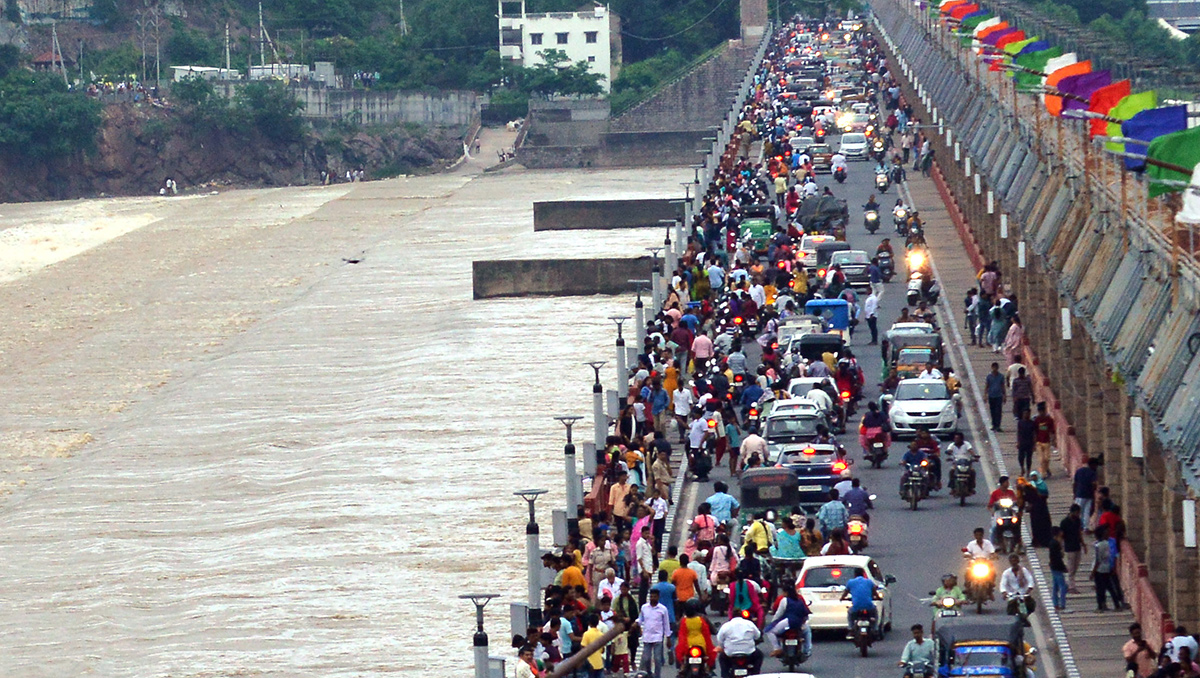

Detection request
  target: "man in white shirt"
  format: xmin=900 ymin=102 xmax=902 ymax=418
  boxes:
xmin=673 ymin=388 xmax=695 ymax=441
xmin=636 ymin=525 xmax=656 ymax=603
xmin=598 ymin=568 xmax=624 ymax=602
xmin=965 ymin=527 xmax=996 ymax=559
xmin=749 ymin=283 xmax=767 ymax=307
xmin=1165 ymin=627 xmax=1200 ymax=663
xmin=999 ymin=553 xmax=1036 ymax=616
xmin=919 ymin=363 xmax=943 ymax=379
xmin=738 ymin=433 xmax=769 ymax=473
xmin=716 ymin=612 xmax=763 ymax=674
xmin=864 ymin=291 xmax=880 ymax=344
xmin=945 ymin=434 xmax=976 ymax=462
xmin=831 ymin=152 xmax=848 ymax=171
xmin=806 ymin=386 xmax=834 ymax=414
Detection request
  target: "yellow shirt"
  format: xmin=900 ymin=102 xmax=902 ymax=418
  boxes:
xmin=764 ymin=284 xmax=778 ymax=305
xmin=659 ymin=557 xmax=681 ymax=578
xmin=663 ymin=366 xmax=679 ymax=396
xmin=562 ymin=566 xmax=587 ymax=589
xmin=742 ymin=520 xmax=773 ymax=554
xmin=581 ymin=627 xmax=606 ymax=669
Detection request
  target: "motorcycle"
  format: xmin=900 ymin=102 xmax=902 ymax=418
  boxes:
xmin=727 ymin=653 xmax=756 ymax=677
xmin=860 ymin=425 xmax=889 ymax=468
xmin=847 ymin=514 xmax=869 ymax=551
xmin=871 ymin=139 xmax=886 ymax=162
xmin=963 ymin=554 xmax=995 ymax=613
xmin=930 ymin=593 xmax=963 ymax=620
xmin=906 ymin=222 xmax=927 ymax=249
xmin=834 ymin=166 xmax=847 ymax=183
xmin=1005 ymin=590 xmax=1032 ymax=627
xmin=947 ymin=456 xmax=978 ymax=506
xmin=877 ymin=251 xmax=895 ymax=282
xmin=899 ymin=460 xmax=931 ymax=510
xmin=681 ymin=645 xmax=711 ymax=677
xmin=745 ymin=404 xmax=761 ymax=434
xmin=875 ymin=171 xmax=890 ymax=193
xmin=892 ymin=206 xmax=909 ymax=234
xmin=906 ymin=272 xmax=941 ymax=307
xmin=851 ymin=608 xmax=876 ymax=657
xmin=993 ymin=497 xmax=1021 ymax=554
xmin=904 ymin=660 xmax=935 ymax=678
xmin=864 ymin=209 xmax=880 ymax=234
xmin=780 ymin=626 xmax=809 ymax=670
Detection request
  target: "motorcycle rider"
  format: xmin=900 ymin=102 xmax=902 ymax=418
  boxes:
xmin=863 ymin=194 xmax=880 ymax=213
xmin=966 ymin=527 xmax=997 ymax=559
xmin=910 ymin=430 xmax=941 ymax=490
xmin=675 ymin=599 xmax=718 ymax=670
xmin=832 ymin=151 xmax=848 ymax=174
xmin=859 ymin=400 xmax=890 ymax=456
xmin=999 ymin=553 xmax=1037 ymax=618
xmin=876 ymin=238 xmax=895 ymax=258
xmin=898 ymin=624 xmax=936 ymax=677
xmin=987 ymin=476 xmax=1018 ymax=542
xmin=934 ymin=573 xmax=967 ymax=607
xmin=843 ymin=570 xmax=879 ymax=639
xmin=717 ymin=609 xmax=764 ymax=676
xmin=843 ymin=477 xmax=874 ymax=524
xmin=765 ymin=584 xmax=812 ymax=660
xmin=945 ymin=432 xmax=978 ymax=493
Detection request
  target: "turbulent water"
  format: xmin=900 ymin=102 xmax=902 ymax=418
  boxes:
xmin=0 ymin=165 xmax=685 ymax=677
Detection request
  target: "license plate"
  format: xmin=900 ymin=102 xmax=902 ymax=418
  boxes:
xmin=796 ymin=485 xmax=824 ymax=492
xmin=785 ymin=639 xmax=799 ymax=646
xmin=734 ymin=671 xmax=749 ymax=677
xmin=857 ymin=620 xmax=871 ymax=627
xmin=689 ymin=657 xmax=702 ymax=665
xmin=821 ymin=591 xmax=843 ymax=600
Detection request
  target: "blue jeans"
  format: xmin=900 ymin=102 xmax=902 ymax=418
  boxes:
xmin=1052 ymin=570 xmax=1068 ymax=608
xmin=640 ymin=641 xmax=666 ymax=678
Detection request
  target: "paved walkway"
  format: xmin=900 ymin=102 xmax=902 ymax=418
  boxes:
xmin=903 ymin=168 xmax=1132 ymax=678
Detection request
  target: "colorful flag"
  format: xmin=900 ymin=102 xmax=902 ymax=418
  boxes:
xmin=1121 ymin=106 xmax=1188 ymax=170
xmin=1017 ymin=40 xmax=1051 ymax=56
xmin=982 ymin=27 xmax=1017 ymax=46
xmin=1014 ymin=47 xmax=1061 ymax=89
xmin=1146 ymin=126 xmax=1200 ymax=197
xmin=995 ymin=30 xmax=1027 ymax=50
xmin=1003 ymin=36 xmax=1038 ymax=56
xmin=1041 ymin=53 xmax=1077 ymax=85
xmin=1104 ymin=91 xmax=1158 ymax=152
xmin=977 ymin=20 xmax=1008 ymax=40
xmin=949 ymin=3 xmax=980 ymax=18
xmin=1044 ymin=60 xmax=1091 ymax=116
xmin=1088 ymin=80 xmax=1131 ymax=136
xmin=973 ymin=16 xmax=1002 ymax=35
xmin=1060 ymin=70 xmax=1112 ymax=112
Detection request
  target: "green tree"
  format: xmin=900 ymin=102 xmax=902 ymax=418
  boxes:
xmin=0 ymin=72 xmax=102 ymax=158
xmin=518 ymin=49 xmax=605 ymax=96
xmin=0 ymin=44 xmax=20 ymax=79
xmin=235 ymin=80 xmax=305 ymax=143
xmin=167 ymin=26 xmax=221 ymax=66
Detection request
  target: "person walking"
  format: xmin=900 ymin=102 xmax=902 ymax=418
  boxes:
xmin=1123 ymin=623 xmax=1158 ymax=678
xmin=1011 ymin=367 xmax=1033 ymax=422
xmin=1033 ymin=402 xmax=1057 ymax=477
xmin=865 ymin=289 xmax=880 ymax=345
xmin=637 ymin=589 xmax=671 ymax=678
xmin=1073 ymin=457 xmax=1100 ymax=529
xmin=1016 ymin=409 xmax=1036 ymax=478
xmin=964 ymin=288 xmax=980 ymax=345
xmin=985 ymin=362 xmax=1006 ymax=432
xmin=1049 ymin=527 xmax=1069 ymax=610
xmin=1060 ymin=503 xmax=1086 ymax=593
xmin=1091 ymin=526 xmax=1124 ymax=611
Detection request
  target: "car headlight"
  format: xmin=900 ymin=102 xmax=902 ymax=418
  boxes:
xmin=891 ymin=410 xmax=908 ymax=423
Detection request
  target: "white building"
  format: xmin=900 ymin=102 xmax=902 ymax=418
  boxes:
xmin=499 ymin=1 xmax=622 ymax=92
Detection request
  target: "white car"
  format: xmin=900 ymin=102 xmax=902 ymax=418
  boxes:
xmin=839 ymin=132 xmax=869 ymax=159
xmin=795 ymin=555 xmax=895 ymax=631
xmin=798 ymin=234 xmax=837 ymax=269
xmin=882 ymin=378 xmax=962 ymax=438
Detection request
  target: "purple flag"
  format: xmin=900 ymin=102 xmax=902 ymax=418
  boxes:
xmin=982 ymin=27 xmax=1018 ymax=46
xmin=1122 ymin=106 xmax=1189 ymax=170
xmin=1059 ymin=70 xmax=1112 ymax=112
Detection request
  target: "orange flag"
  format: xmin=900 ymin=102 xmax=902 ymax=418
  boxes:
xmin=1045 ymin=60 xmax=1091 ymax=116
xmin=1088 ymin=80 xmax=1131 ymax=136
xmin=977 ymin=21 xmax=1009 ymax=40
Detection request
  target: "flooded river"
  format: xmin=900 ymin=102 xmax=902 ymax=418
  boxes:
xmin=0 ymin=156 xmax=688 ymax=676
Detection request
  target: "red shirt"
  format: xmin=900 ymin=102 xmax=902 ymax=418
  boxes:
xmin=1034 ymin=414 xmax=1056 ymax=444
xmin=988 ymin=488 xmax=1017 ymax=510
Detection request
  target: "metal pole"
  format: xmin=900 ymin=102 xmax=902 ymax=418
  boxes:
xmin=627 ymin=280 xmax=650 ymax=349
xmin=554 ymin=417 xmax=583 ymax=535
xmin=660 ymin=219 xmax=677 ymax=279
xmin=609 ymin=317 xmax=630 ymax=401
xmin=459 ymin=594 xmax=498 ymax=678
xmin=586 ymin=362 xmax=607 ymax=453
xmin=513 ymin=490 xmax=547 ymax=627
xmin=646 ymin=248 xmax=663 ymax=311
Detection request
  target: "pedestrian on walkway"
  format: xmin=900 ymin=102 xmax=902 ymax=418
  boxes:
xmin=1003 ymin=315 xmax=1025 ymax=364
xmin=1090 ymin=526 xmax=1124 ymax=611
xmin=977 ymin=292 xmax=994 ymax=346
xmin=1073 ymin=457 xmax=1100 ymax=529
xmin=986 ymin=362 xmax=1006 ymax=432
xmin=1049 ymin=527 xmax=1069 ymax=610
xmin=964 ymin=288 xmax=980 ymax=345
xmin=1123 ymin=623 xmax=1158 ymax=678
xmin=1011 ymin=367 xmax=1033 ymax=422
xmin=637 ymin=589 xmax=671 ymax=678
xmin=1060 ymin=503 xmax=1086 ymax=592
xmin=1033 ymin=402 xmax=1057 ymax=477
xmin=1016 ymin=409 xmax=1036 ymax=478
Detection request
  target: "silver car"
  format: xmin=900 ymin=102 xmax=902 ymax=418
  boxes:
xmin=839 ymin=132 xmax=869 ymax=159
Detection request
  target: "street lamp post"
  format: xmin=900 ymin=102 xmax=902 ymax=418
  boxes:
xmin=554 ymin=416 xmax=583 ymax=535
xmin=660 ymin=218 xmax=677 ymax=276
xmin=645 ymin=247 xmax=663 ymax=311
xmin=459 ymin=593 xmax=499 ymax=678
xmin=627 ymin=279 xmax=650 ymax=349
xmin=608 ymin=316 xmax=630 ymax=400
xmin=513 ymin=489 xmax=548 ymax=627
xmin=585 ymin=362 xmax=607 ymax=452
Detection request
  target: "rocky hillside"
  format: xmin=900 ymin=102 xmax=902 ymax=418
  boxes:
xmin=0 ymin=103 xmax=463 ymax=203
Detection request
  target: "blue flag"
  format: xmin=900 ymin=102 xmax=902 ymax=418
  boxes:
xmin=1121 ymin=105 xmax=1189 ymax=170
xmin=1016 ymin=40 xmax=1050 ymax=56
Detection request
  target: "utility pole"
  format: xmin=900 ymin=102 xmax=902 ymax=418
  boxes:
xmin=153 ymin=2 xmax=161 ymax=84
xmin=259 ymin=2 xmax=265 ymax=68
xmin=398 ymin=0 xmax=409 ymax=36
xmin=225 ymin=22 xmax=231 ymax=73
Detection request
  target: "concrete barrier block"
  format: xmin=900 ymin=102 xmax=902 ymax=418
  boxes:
xmin=472 ymin=257 xmax=652 ymax=299
xmin=533 ymin=199 xmax=683 ymax=231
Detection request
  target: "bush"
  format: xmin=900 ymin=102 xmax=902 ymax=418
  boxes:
xmin=0 ymin=72 xmax=102 ymax=158
xmin=235 ymin=81 xmax=305 ymax=143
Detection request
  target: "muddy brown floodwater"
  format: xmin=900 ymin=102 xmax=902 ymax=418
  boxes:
xmin=0 ymin=134 xmax=689 ymax=676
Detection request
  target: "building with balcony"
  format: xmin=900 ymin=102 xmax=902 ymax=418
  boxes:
xmin=498 ymin=2 xmax=622 ymax=92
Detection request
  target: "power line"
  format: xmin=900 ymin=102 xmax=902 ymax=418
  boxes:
xmin=620 ymin=0 xmax=736 ymax=41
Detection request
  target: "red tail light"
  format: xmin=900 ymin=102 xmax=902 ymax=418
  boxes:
xmin=690 ymin=646 xmax=703 ymax=658
xmin=749 ymin=408 xmax=759 ymax=417
xmin=735 ymin=374 xmax=744 ymax=383
xmin=831 ymin=568 xmax=842 ymax=578
xmin=777 ymin=261 xmax=787 ymax=269
xmin=771 ymin=342 xmax=779 ymax=350
xmin=818 ymin=268 xmax=827 ymax=277
xmin=841 ymin=391 xmax=851 ymax=399
xmin=734 ymin=316 xmax=744 ymax=325
xmin=833 ymin=461 xmax=848 ymax=472
xmin=708 ymin=419 xmax=717 ymax=429
xmin=802 ymin=448 xmax=816 ymax=455
xmin=849 ymin=523 xmax=863 ymax=534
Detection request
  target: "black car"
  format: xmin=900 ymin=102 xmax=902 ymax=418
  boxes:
xmin=829 ymin=249 xmax=873 ymax=291
xmin=775 ymin=442 xmax=852 ymax=511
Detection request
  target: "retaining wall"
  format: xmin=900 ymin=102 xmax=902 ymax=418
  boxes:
xmin=472 ymin=257 xmax=653 ymax=299
xmin=533 ymin=199 xmax=682 ymax=231
xmin=294 ymin=87 xmax=479 ymax=127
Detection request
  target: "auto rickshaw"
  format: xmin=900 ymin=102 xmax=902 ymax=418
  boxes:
xmin=805 ymin=298 xmax=851 ymax=335
xmin=934 ymin=616 xmax=1034 ymax=678
xmin=889 ymin=332 xmax=944 ymax=365
xmin=741 ymin=218 xmax=775 ymax=257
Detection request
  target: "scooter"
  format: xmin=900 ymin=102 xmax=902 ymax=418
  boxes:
xmin=875 ymin=171 xmax=890 ymax=193
xmin=864 ymin=430 xmax=889 ymax=468
xmin=948 ymin=456 xmax=978 ymax=506
xmin=906 ymin=271 xmax=941 ymax=307
xmin=834 ymin=166 xmax=847 ymax=183
xmin=847 ymin=514 xmax=869 ymax=550
xmin=931 ymin=593 xmax=963 ymax=620
xmin=864 ymin=209 xmax=880 ymax=234
xmin=904 ymin=659 xmax=935 ymax=678
xmin=877 ymin=251 xmax=895 ymax=282
xmin=963 ymin=554 xmax=995 ymax=614
xmin=993 ymin=497 xmax=1021 ymax=554
xmin=892 ymin=206 xmax=908 ymax=234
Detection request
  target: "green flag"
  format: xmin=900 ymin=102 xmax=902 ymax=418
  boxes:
xmin=1014 ymin=47 xmax=1062 ymax=89
xmin=958 ymin=13 xmax=992 ymax=45
xmin=1104 ymin=91 xmax=1157 ymax=153
xmin=1146 ymin=126 xmax=1200 ymax=197
xmin=1003 ymin=37 xmax=1038 ymax=56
